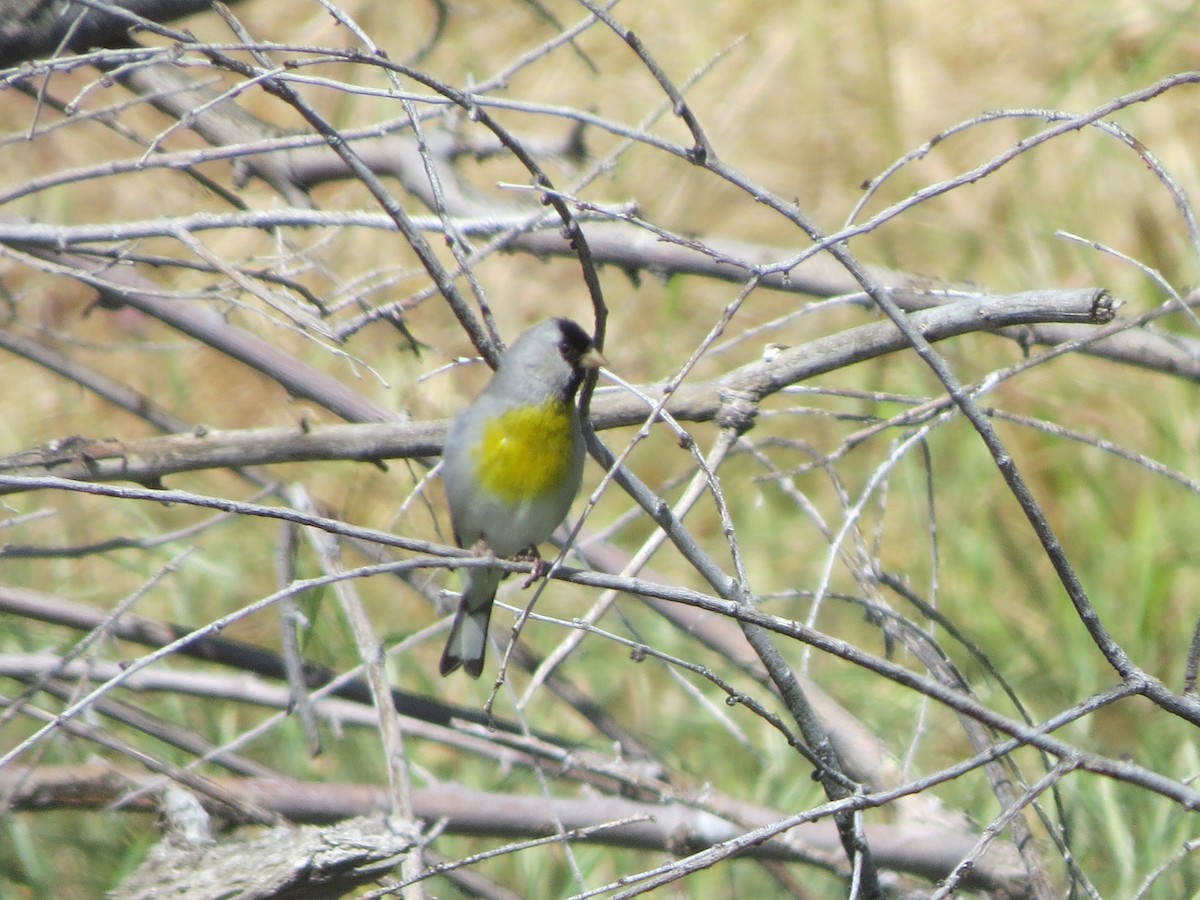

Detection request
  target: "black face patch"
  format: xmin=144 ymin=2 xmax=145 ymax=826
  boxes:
xmin=554 ymin=318 xmax=595 ymax=369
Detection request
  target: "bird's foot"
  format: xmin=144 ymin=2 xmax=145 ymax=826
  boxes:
xmin=513 ymin=545 xmax=547 ymax=588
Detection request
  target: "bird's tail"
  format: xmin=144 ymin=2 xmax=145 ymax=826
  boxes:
xmin=439 ymin=567 xmax=503 ymax=678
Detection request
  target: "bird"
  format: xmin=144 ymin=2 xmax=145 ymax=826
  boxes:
xmin=439 ymin=317 xmax=606 ymax=677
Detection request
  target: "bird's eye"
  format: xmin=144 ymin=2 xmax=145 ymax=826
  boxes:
xmin=555 ymin=318 xmax=593 ymax=365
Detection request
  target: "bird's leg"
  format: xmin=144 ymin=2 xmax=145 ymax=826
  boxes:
xmin=513 ymin=545 xmax=546 ymax=588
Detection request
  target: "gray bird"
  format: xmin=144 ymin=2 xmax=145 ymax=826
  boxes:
xmin=439 ymin=317 xmax=605 ymax=677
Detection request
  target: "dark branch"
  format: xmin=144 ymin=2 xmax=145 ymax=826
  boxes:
xmin=0 ymin=0 xmax=248 ymax=69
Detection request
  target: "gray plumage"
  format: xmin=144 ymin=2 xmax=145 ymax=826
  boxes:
xmin=439 ymin=318 xmax=602 ymax=677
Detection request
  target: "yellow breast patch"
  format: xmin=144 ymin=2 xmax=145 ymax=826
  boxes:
xmin=474 ymin=400 xmax=575 ymax=503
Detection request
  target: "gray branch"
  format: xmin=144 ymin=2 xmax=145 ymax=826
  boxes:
xmin=4 ymin=764 xmax=1026 ymax=892
xmin=0 ymin=288 xmax=1115 ymax=493
xmin=0 ymin=0 xmax=249 ymax=69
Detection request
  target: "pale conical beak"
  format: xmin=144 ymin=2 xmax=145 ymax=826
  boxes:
xmin=581 ymin=347 xmax=608 ymax=369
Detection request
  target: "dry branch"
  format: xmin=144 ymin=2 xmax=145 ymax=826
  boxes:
xmin=115 ymin=811 xmax=414 ymax=900
xmin=0 ymin=584 xmax=507 ymax=735
xmin=0 ymin=0 xmax=251 ymax=69
xmin=0 ymin=288 xmax=1113 ymax=493
xmin=1 ymin=765 xmax=1027 ymax=891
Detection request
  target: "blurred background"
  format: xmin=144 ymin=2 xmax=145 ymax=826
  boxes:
xmin=2 ymin=1 xmax=1200 ymax=896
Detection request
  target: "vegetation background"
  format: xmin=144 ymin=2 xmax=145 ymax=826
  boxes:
xmin=2 ymin=1 xmax=1200 ymax=897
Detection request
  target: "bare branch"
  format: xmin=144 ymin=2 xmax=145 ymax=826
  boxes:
xmin=0 ymin=288 xmax=1115 ymax=492
xmin=0 ymin=0 xmax=251 ymax=69
xmin=1 ymin=765 xmax=1027 ymax=890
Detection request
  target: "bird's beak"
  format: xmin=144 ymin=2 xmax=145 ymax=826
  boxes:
xmin=581 ymin=347 xmax=608 ymax=369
